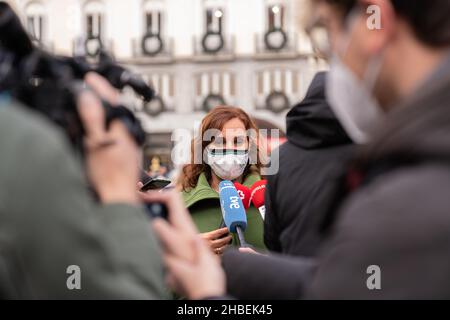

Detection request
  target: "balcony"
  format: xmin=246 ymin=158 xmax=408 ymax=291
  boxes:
xmin=193 ymin=70 xmax=236 ymax=111
xmin=72 ymin=36 xmax=114 ymax=59
xmin=255 ymin=90 xmax=291 ymax=114
xmin=192 ymin=33 xmax=235 ymax=62
xmin=131 ymin=34 xmax=174 ymax=65
xmin=253 ymin=30 xmax=299 ymax=60
xmin=254 ymin=67 xmax=301 ymax=113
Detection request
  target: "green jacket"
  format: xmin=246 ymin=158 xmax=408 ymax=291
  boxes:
xmin=182 ymin=173 xmax=266 ymax=250
xmin=0 ymin=101 xmax=168 ymax=299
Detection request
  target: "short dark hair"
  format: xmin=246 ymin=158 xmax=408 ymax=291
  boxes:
xmin=320 ymin=0 xmax=450 ymax=47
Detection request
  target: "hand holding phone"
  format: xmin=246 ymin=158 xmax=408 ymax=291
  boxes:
xmin=139 ymin=169 xmax=171 ymax=191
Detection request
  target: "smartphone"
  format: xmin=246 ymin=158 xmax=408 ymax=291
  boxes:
xmin=145 ymin=202 xmax=168 ymax=220
xmin=140 ymin=169 xmax=171 ymax=191
xmin=141 ymin=179 xmax=171 ymax=191
xmin=218 ymin=220 xmax=232 ymax=240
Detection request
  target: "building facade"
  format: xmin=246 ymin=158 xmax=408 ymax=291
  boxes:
xmin=8 ymin=0 xmax=327 ymax=170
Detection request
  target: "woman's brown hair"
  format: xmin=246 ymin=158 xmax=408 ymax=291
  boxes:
xmin=177 ymin=106 xmax=264 ymax=191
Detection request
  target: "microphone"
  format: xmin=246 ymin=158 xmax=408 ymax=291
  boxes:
xmin=250 ymin=180 xmax=267 ymax=220
xmin=234 ymin=182 xmax=251 ymax=210
xmin=219 ymin=180 xmax=250 ymax=248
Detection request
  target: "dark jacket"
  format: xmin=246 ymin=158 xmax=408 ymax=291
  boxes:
xmin=309 ymin=53 xmax=450 ymax=299
xmin=225 ymin=54 xmax=450 ymax=299
xmin=0 ymin=102 xmax=168 ymax=299
xmin=264 ymin=72 xmax=353 ymax=256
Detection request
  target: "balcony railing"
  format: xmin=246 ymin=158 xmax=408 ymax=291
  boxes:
xmin=72 ymin=36 xmax=114 ymax=58
xmin=131 ymin=35 xmax=174 ymax=63
xmin=254 ymin=30 xmax=299 ymax=59
xmin=194 ymin=93 xmax=236 ymax=112
xmin=192 ymin=33 xmax=235 ymax=61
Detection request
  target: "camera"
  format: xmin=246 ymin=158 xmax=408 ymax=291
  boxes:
xmin=0 ymin=2 xmax=167 ymax=200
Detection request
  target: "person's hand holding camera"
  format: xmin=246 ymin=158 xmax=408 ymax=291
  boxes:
xmin=143 ymin=191 xmax=226 ymax=300
xmin=77 ymin=72 xmax=140 ymax=205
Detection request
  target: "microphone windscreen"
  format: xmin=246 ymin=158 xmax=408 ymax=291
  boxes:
xmin=219 ymin=180 xmax=247 ymax=233
xmin=234 ymin=182 xmax=251 ymax=210
xmin=250 ymin=180 xmax=267 ymax=208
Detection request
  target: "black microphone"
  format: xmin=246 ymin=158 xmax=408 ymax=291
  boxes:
xmin=218 ymin=180 xmax=251 ymax=248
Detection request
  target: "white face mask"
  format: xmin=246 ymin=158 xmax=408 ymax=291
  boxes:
xmin=206 ymin=149 xmax=249 ymax=181
xmin=325 ymin=13 xmax=385 ymax=144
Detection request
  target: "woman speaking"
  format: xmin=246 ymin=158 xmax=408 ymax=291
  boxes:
xmin=177 ymin=106 xmax=266 ymax=255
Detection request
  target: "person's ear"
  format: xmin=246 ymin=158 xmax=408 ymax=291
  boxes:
xmin=360 ymin=0 xmax=396 ymax=55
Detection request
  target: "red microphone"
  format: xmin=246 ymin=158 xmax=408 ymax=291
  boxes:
xmin=250 ymin=180 xmax=267 ymax=220
xmin=234 ymin=182 xmax=251 ymax=210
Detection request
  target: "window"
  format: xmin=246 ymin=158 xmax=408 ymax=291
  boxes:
xmin=198 ymin=0 xmax=228 ymax=54
xmin=203 ymin=0 xmax=225 ymax=34
xmin=147 ymin=73 xmax=175 ymax=99
xmin=257 ymin=68 xmax=298 ymax=96
xmin=195 ymin=71 xmax=235 ymax=111
xmin=197 ymin=71 xmax=235 ymax=98
xmin=267 ymin=3 xmax=285 ymax=31
xmin=141 ymin=72 xmax=175 ymax=116
xmin=143 ymin=0 xmax=164 ymax=35
xmin=261 ymin=1 xmax=290 ymax=52
xmin=84 ymin=1 xmax=105 ymax=39
xmin=146 ymin=12 xmax=161 ymax=34
xmin=255 ymin=68 xmax=299 ymax=112
xmin=205 ymin=7 xmax=223 ymax=33
xmin=25 ymin=2 xmax=46 ymax=42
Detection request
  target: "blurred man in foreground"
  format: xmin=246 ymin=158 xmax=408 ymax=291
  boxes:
xmin=153 ymin=0 xmax=450 ymax=299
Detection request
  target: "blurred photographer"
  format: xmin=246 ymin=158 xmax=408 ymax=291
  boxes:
xmin=0 ymin=72 xmax=167 ymax=299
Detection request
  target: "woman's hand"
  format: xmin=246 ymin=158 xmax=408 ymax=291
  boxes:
xmin=200 ymin=228 xmax=232 ymax=256
xmin=144 ymin=191 xmax=226 ymax=299
xmin=77 ymin=72 xmax=140 ymax=205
